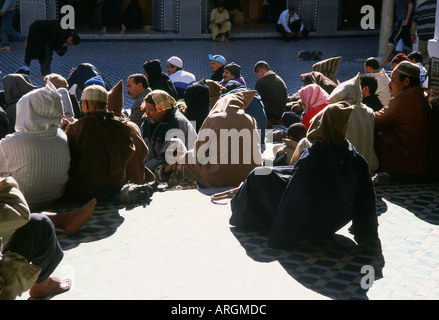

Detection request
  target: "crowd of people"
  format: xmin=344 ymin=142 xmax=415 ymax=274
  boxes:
xmin=0 ymin=0 xmax=437 ymax=300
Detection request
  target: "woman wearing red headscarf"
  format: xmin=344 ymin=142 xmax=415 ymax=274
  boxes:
xmin=299 ymin=84 xmax=329 ymax=130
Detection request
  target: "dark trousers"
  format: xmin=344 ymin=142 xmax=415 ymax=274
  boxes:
xmin=2 ymin=214 xmax=63 ymax=283
xmin=388 ymin=20 xmax=412 ymax=49
xmin=38 ymin=44 xmax=53 ymax=77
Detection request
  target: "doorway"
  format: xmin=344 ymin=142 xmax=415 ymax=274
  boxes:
xmin=338 ymin=0 xmax=382 ymax=31
xmin=223 ymin=0 xmax=287 ymax=28
xmin=73 ymin=0 xmax=152 ymax=31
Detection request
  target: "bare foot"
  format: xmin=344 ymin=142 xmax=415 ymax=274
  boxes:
xmin=29 ymin=276 xmax=71 ymax=298
xmin=120 ymin=25 xmax=126 ymax=35
xmin=64 ymin=198 xmax=97 ymax=235
xmin=100 ymin=27 xmax=107 ymax=34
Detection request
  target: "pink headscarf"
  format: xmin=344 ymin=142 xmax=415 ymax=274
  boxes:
xmin=298 ymin=84 xmax=329 ymax=113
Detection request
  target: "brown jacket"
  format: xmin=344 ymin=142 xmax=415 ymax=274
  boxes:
xmin=374 ymin=86 xmax=433 ymax=176
xmin=182 ymin=91 xmax=262 ymax=188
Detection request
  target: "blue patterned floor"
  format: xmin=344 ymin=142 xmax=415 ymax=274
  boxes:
xmin=0 ymin=35 xmax=378 ymax=109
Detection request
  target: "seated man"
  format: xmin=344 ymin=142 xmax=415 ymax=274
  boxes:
xmin=360 ymin=74 xmax=384 ymax=112
xmin=2 ymin=73 xmax=38 ymax=134
xmin=230 ymin=103 xmax=380 ymax=250
xmin=143 ymin=59 xmax=178 ymax=100
xmin=0 ymin=176 xmax=95 ymax=299
xmin=64 ymin=85 xmax=138 ymax=202
xmin=407 ymin=51 xmax=428 ymax=84
xmin=141 ymin=90 xmax=197 ymax=174
xmin=127 ymin=73 xmax=151 ymax=128
xmin=0 ymin=81 xmax=70 ymax=210
xmin=254 ymin=61 xmax=288 ymax=128
xmin=364 ymin=57 xmax=392 ymax=106
xmin=209 ymin=1 xmax=232 ymax=42
xmin=219 ymin=62 xmax=246 ymax=87
xmin=276 ymin=6 xmax=308 ymax=41
xmin=374 ymin=61 xmax=433 ymax=181
xmin=166 ymin=56 xmax=196 ymax=100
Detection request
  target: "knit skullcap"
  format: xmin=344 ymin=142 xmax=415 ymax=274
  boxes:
xmin=224 ymin=62 xmax=241 ymax=77
xmin=81 ymin=85 xmax=108 ymax=103
xmin=394 ymin=61 xmax=421 ymax=79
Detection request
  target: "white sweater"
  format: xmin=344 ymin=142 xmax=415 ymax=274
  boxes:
xmin=0 ymin=83 xmax=70 ymax=209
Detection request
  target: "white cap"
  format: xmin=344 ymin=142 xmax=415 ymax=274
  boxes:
xmin=167 ymin=56 xmax=183 ymax=68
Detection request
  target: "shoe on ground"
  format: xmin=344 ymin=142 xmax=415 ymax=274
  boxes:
xmin=0 ymin=46 xmax=11 ymax=51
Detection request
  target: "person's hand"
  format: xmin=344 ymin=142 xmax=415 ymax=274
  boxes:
xmin=403 ymin=19 xmax=409 ymax=26
xmin=0 ymin=11 xmax=4 ymax=16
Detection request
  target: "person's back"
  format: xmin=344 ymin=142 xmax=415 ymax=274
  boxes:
xmin=182 ymin=90 xmax=262 ymax=188
xmin=328 ymin=74 xmax=379 ymax=174
xmin=375 ymin=61 xmax=433 ymax=177
xmin=0 ymin=82 xmax=70 ymax=209
xmin=183 ymin=79 xmax=211 ymax=133
xmin=170 ymin=70 xmax=196 ymax=99
xmin=255 ymin=69 xmax=287 ymax=123
xmin=143 ymin=59 xmax=178 ymax=100
xmin=223 ymin=82 xmax=267 ymax=146
xmin=2 ymin=73 xmax=38 ymax=134
xmin=230 ymin=103 xmax=379 ymax=250
xmin=65 ymin=85 xmax=135 ymax=202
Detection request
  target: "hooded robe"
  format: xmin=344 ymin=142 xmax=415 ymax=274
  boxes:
xmin=0 ymin=82 xmax=70 ymax=209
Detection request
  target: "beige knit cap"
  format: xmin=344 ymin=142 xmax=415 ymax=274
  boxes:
xmin=394 ymin=61 xmax=420 ymax=79
xmin=81 ymin=85 xmax=108 ymax=103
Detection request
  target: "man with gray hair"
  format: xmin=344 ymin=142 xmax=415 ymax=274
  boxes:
xmin=374 ymin=61 xmax=433 ymax=182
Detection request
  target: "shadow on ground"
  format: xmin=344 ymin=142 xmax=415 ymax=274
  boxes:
xmin=375 ymin=184 xmax=439 ymax=225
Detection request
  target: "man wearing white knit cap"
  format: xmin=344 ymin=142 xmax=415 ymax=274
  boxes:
xmin=166 ymin=56 xmax=196 ymax=100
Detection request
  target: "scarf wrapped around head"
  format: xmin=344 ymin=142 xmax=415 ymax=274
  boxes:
xmin=298 ymin=84 xmax=329 ymax=113
xmin=307 ymin=102 xmax=354 ymax=149
xmin=142 ymin=90 xmax=176 ymax=112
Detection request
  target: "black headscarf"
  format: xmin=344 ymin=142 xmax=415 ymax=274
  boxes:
xmin=184 ymin=79 xmax=210 ymax=132
xmin=143 ymin=60 xmax=178 ymax=100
